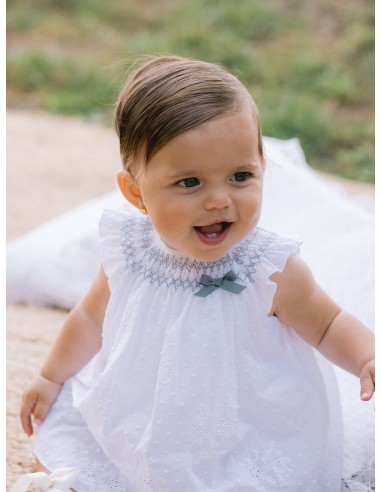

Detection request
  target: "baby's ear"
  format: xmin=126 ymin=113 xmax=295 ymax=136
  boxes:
xmin=116 ymin=170 xmax=144 ymax=210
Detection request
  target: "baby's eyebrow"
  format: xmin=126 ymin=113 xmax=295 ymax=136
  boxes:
xmin=232 ymin=162 xmax=261 ymax=173
xmin=164 ymin=169 xmax=199 ymax=179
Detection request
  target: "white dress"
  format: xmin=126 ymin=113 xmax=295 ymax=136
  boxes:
xmin=35 ymin=204 xmax=343 ymax=491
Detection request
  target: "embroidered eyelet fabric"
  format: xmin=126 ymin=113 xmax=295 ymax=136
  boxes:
xmin=35 ymin=204 xmax=344 ymax=491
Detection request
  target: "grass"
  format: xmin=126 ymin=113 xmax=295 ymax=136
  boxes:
xmin=6 ymin=0 xmax=374 ymax=182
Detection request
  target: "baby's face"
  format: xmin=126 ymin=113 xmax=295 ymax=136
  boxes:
xmin=137 ymin=108 xmax=264 ymax=261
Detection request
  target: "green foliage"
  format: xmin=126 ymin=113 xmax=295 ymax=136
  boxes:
xmin=7 ymin=52 xmax=116 ymax=118
xmin=6 ymin=0 xmax=374 ymax=182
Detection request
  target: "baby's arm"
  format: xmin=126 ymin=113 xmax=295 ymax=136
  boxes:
xmin=20 ymin=266 xmax=110 ymax=435
xmin=317 ymin=311 xmax=375 ymax=400
xmin=270 ymin=255 xmax=375 ymax=400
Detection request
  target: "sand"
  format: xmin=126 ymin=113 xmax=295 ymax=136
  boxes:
xmin=5 ymin=109 xmax=375 ymax=489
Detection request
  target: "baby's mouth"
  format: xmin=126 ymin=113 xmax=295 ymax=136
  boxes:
xmin=194 ymin=221 xmax=232 ymax=241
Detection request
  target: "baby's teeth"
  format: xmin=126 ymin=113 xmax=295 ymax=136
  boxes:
xmin=205 ymin=233 xmax=218 ymax=238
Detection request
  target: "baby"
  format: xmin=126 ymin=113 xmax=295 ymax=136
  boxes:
xmin=19 ymin=55 xmax=374 ymax=491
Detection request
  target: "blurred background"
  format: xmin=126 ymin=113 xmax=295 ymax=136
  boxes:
xmin=6 ymin=0 xmax=374 ymax=182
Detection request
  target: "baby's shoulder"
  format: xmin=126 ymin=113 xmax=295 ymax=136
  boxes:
xmin=99 ymin=202 xmax=145 ymax=233
xmin=232 ymin=228 xmax=302 ymax=314
xmin=248 ymin=227 xmax=301 ymax=254
xmin=236 ymin=227 xmax=301 ymax=278
xmin=98 ymin=204 xmax=153 ymax=287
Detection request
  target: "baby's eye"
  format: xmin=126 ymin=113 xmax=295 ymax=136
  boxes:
xmin=230 ymin=172 xmax=253 ymax=182
xmin=177 ymin=177 xmax=200 ymax=188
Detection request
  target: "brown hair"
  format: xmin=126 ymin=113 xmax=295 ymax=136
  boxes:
xmin=115 ymin=55 xmax=263 ymax=177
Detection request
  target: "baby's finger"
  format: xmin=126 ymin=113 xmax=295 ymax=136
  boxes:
xmin=33 ymin=398 xmax=52 ymax=426
xmin=360 ymin=375 xmax=375 ymax=401
xmin=20 ymin=410 xmax=33 ymax=436
xmin=20 ymin=394 xmax=37 ymax=436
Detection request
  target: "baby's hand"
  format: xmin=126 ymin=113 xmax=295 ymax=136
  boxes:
xmin=20 ymin=375 xmax=63 ymax=436
xmin=360 ymin=359 xmax=375 ymax=401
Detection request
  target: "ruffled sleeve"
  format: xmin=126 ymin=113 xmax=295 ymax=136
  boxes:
xmin=98 ymin=203 xmax=139 ymax=291
xmin=250 ymin=229 xmax=301 ymax=315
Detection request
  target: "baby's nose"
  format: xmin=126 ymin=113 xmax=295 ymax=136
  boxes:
xmin=203 ymin=189 xmax=232 ymax=210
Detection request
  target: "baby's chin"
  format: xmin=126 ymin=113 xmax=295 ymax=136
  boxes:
xmin=190 ymin=231 xmax=257 ymax=262
xmin=159 ymin=239 xmax=226 ymax=262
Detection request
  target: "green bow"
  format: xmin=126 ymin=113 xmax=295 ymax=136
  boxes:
xmin=194 ymin=270 xmax=246 ymax=297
